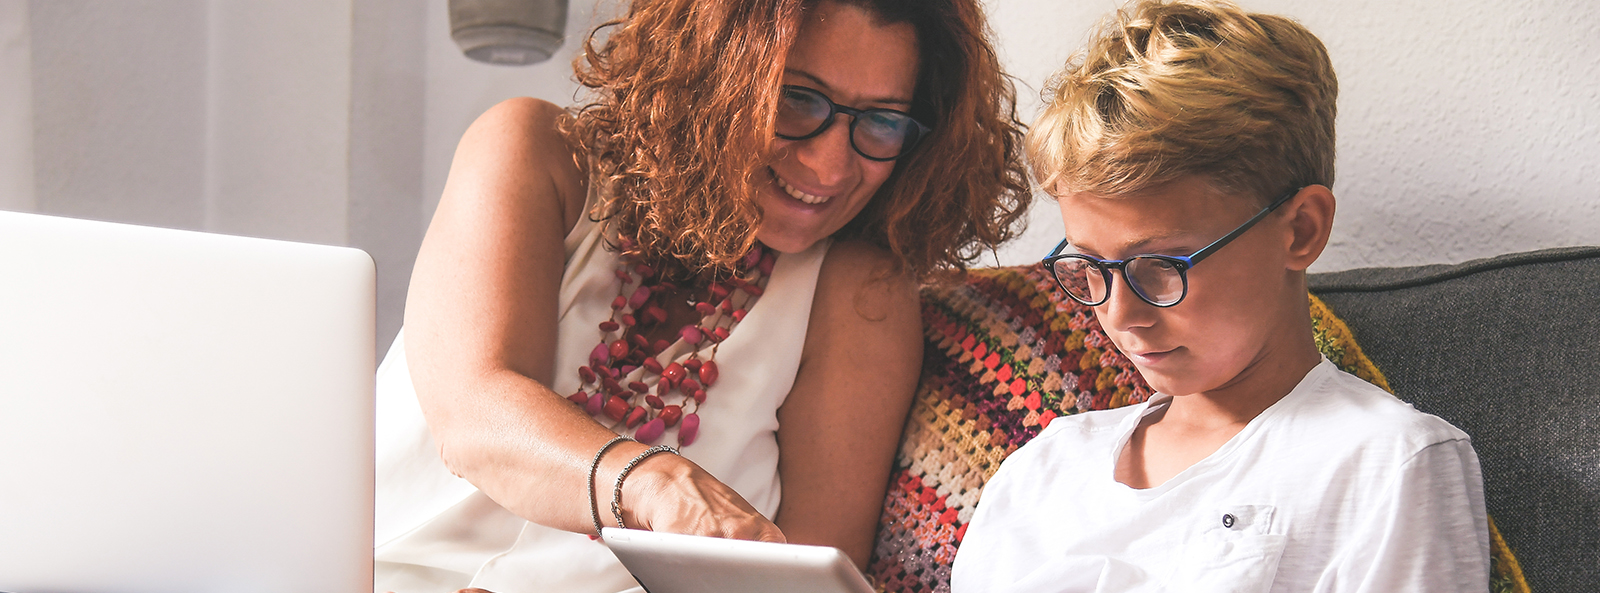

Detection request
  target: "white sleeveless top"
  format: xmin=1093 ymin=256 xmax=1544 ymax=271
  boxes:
xmin=372 ymin=206 xmax=831 ymax=593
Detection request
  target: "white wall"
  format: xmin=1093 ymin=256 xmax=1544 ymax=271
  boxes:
xmin=3 ymin=0 xmax=1596 ymax=353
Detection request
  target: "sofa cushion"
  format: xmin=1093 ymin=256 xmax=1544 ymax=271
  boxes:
xmin=871 ymin=261 xmax=1533 ymax=593
xmin=1309 ymin=246 xmax=1600 ymax=593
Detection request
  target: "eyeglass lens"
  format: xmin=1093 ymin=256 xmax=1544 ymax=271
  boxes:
xmin=1051 ymin=256 xmax=1187 ymax=307
xmin=776 ymin=86 xmax=920 ymax=160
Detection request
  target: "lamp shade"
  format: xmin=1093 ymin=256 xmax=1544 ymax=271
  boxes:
xmin=448 ymin=0 xmax=568 ymax=66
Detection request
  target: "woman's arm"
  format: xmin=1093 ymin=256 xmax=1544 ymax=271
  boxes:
xmin=404 ymin=97 xmax=780 ymax=540
xmin=773 ymin=239 xmax=924 ymax=569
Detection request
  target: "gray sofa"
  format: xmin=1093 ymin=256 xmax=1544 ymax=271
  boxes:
xmin=1309 ymin=246 xmax=1600 ymax=592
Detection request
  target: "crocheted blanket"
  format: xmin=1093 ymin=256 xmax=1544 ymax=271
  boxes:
xmin=867 ymin=264 xmax=1527 ymax=593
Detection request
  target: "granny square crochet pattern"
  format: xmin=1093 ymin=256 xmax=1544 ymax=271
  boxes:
xmin=867 ymin=263 xmax=1527 ymax=593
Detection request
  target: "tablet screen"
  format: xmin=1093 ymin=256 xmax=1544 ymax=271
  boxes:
xmin=602 ymin=528 xmax=875 ymax=593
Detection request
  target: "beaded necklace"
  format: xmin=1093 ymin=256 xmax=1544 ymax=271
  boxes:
xmin=567 ymin=238 xmax=775 ymax=447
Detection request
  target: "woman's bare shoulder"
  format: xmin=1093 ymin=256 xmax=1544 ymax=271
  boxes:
xmin=448 ymin=97 xmax=588 ymax=233
xmin=812 ymin=238 xmax=919 ymax=333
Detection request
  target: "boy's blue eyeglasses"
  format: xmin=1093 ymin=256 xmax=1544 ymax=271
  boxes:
xmin=1042 ymin=187 xmax=1301 ymax=308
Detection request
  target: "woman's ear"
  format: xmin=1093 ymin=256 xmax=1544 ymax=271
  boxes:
xmin=1284 ymin=184 xmax=1335 ymax=271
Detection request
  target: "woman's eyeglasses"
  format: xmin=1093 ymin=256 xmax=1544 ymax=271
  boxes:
xmin=775 ymin=85 xmax=931 ymax=161
xmin=1042 ymin=188 xmax=1301 ymax=308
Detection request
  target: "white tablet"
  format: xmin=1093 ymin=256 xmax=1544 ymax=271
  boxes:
xmin=602 ymin=527 xmax=875 ymax=593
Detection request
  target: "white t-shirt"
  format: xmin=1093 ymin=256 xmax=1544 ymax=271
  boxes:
xmin=951 ymin=358 xmax=1489 ymax=593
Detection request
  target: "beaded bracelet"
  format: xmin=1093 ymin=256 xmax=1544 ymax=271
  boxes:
xmin=610 ymin=445 xmax=680 ymax=529
xmin=588 ymin=435 xmax=633 ymax=537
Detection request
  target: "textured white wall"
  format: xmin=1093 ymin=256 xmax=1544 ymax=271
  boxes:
xmin=988 ymin=0 xmax=1600 ymax=272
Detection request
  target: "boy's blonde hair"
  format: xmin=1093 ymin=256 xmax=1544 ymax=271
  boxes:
xmin=1027 ymin=0 xmax=1336 ymax=203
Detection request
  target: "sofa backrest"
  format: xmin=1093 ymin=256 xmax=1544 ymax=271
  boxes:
xmin=1309 ymin=246 xmax=1600 ymax=592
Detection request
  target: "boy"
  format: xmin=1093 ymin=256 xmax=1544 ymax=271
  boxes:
xmin=950 ymin=1 xmax=1489 ymax=591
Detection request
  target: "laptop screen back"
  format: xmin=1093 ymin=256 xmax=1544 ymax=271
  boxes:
xmin=0 ymin=211 xmax=375 ymax=593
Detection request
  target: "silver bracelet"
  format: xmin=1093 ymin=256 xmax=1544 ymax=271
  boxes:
xmin=588 ymin=435 xmax=632 ymax=537
xmin=610 ymin=445 xmax=680 ymax=529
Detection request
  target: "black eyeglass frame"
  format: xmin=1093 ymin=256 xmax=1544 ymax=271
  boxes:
xmin=1042 ymin=187 xmax=1302 ymax=308
xmin=774 ymin=85 xmax=933 ymax=162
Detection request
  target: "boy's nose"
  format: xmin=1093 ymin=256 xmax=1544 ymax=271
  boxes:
xmin=1096 ymin=271 xmax=1158 ymax=332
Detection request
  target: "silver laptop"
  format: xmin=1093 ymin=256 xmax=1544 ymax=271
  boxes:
xmin=0 ymin=211 xmax=376 ymax=593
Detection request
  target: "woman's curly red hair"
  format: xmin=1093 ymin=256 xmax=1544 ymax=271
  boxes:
xmin=563 ymin=0 xmax=1030 ymax=281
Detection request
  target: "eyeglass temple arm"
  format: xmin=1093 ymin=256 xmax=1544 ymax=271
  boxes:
xmin=1186 ymin=187 xmax=1301 ymax=266
xmin=1044 ymin=238 xmax=1071 ymax=260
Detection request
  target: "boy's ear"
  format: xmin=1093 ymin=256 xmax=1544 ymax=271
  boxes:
xmin=1284 ymin=185 xmax=1335 ymax=272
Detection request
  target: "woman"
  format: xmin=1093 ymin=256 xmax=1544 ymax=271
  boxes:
xmin=374 ymin=0 xmax=1029 ymax=591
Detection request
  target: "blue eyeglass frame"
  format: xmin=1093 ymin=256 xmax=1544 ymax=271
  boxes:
xmin=774 ymin=85 xmax=933 ymax=162
xmin=1042 ymin=187 xmax=1302 ymax=308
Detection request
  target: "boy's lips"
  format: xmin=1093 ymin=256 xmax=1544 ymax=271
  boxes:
xmin=1126 ymin=347 xmax=1179 ymax=365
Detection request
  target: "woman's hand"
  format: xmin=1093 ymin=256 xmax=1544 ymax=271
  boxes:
xmin=606 ymin=445 xmax=786 ymax=543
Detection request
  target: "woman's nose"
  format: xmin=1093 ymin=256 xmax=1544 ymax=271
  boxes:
xmin=791 ymin=115 xmax=855 ymax=185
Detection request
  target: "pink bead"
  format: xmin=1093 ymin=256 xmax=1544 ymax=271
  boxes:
xmin=635 ymin=418 xmax=665 ymax=444
xmin=585 ymin=390 xmax=606 ymax=416
xmin=759 ymin=252 xmax=776 ymax=275
xmin=679 ymin=413 xmax=700 ymax=446
xmin=589 ymin=343 xmax=610 ymax=367
xmin=679 ymin=326 xmax=703 ymax=344
xmin=742 ymin=246 xmax=762 ymax=269
xmin=628 ymin=285 xmax=652 ymax=310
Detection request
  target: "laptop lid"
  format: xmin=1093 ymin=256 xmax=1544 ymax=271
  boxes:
xmin=0 ymin=211 xmax=375 ymax=593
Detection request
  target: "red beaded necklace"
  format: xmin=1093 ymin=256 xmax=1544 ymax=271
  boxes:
xmin=567 ymin=237 xmax=775 ymax=447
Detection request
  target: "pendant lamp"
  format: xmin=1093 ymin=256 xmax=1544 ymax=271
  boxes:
xmin=448 ymin=0 xmax=568 ymax=66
